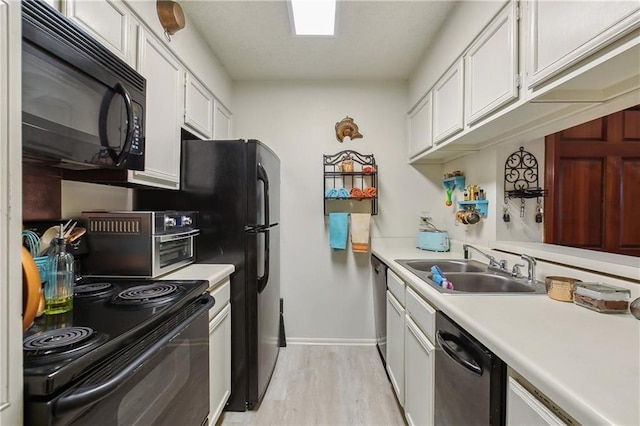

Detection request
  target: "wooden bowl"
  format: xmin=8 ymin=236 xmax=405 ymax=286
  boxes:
xmin=545 ymin=276 xmax=581 ymax=302
xmin=157 ymin=1 xmax=185 ymax=36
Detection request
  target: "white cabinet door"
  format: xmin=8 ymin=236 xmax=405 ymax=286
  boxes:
xmin=184 ymin=73 xmax=214 ymax=140
xmin=433 ymin=58 xmax=464 ymax=144
xmin=129 ymin=29 xmax=183 ymax=189
xmin=213 ymin=100 xmax=232 ymax=140
xmin=64 ymin=0 xmax=132 ymax=63
xmin=208 ymin=303 xmax=231 ymax=426
xmin=527 ymin=0 xmax=640 ymax=88
xmin=386 ymin=290 xmax=405 ymax=407
xmin=465 ymin=1 xmax=519 ymax=125
xmin=0 ymin=1 xmax=23 ymax=424
xmin=507 ymin=377 xmax=566 ymax=425
xmin=404 ymin=316 xmax=435 ymax=426
xmin=408 ymin=92 xmax=433 ymax=158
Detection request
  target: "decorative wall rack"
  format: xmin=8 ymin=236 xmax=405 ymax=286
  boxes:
xmin=323 ymin=150 xmax=378 ymax=216
xmin=504 ymin=147 xmax=548 ymax=219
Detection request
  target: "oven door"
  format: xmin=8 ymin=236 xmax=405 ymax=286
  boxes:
xmin=153 ymin=230 xmax=200 ymax=277
xmin=37 ymin=295 xmax=213 ymax=426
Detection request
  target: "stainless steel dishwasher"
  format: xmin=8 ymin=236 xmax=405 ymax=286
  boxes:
xmin=371 ymin=255 xmax=388 ymax=366
xmin=435 ymin=312 xmax=506 ymax=425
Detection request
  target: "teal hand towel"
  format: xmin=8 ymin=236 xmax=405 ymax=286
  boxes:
xmin=329 ymin=213 xmax=349 ymax=250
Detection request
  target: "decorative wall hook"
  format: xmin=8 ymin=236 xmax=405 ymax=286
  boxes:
xmin=335 ymin=116 xmax=363 ymax=143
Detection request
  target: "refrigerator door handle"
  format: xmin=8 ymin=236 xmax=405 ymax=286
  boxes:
xmin=257 ymin=228 xmax=270 ymax=294
xmin=257 ymin=162 xmax=270 ymax=227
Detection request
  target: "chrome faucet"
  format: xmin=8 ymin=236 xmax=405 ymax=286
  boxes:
xmin=462 ymin=244 xmax=507 ymax=271
xmin=520 ymin=254 xmax=537 ymax=284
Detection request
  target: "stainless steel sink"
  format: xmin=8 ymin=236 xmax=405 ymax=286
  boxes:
xmin=437 ymin=273 xmax=544 ymax=293
xmin=395 ymin=259 xmax=545 ymax=294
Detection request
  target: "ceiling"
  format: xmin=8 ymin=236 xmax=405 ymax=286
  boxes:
xmin=181 ymin=0 xmax=457 ymax=81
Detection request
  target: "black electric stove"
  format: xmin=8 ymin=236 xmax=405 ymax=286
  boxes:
xmin=23 ymin=279 xmax=209 ymax=399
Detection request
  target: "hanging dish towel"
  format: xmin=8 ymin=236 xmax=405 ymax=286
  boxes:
xmin=350 ymin=213 xmax=371 ymax=252
xmin=329 ymin=213 xmax=349 ymax=250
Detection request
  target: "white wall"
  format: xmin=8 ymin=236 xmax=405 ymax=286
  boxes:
xmin=441 ymin=138 xmax=545 ymax=246
xmin=233 ymin=81 xmax=442 ymax=343
xmin=61 ymin=181 xmax=132 ymax=218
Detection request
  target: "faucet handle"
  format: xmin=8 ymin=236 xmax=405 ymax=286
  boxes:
xmin=511 ymin=263 xmax=525 ymax=278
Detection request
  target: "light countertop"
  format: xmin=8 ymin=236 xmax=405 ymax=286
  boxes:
xmin=371 ymin=238 xmax=640 ymax=426
xmin=162 ymin=264 xmax=235 ymax=291
xmin=490 ymin=241 xmax=640 ymax=282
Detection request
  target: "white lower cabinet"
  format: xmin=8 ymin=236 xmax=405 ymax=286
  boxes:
xmin=208 ymin=279 xmax=232 ymax=425
xmin=507 ymin=376 xmax=569 ymax=425
xmin=404 ymin=316 xmax=435 ymax=426
xmin=386 ymin=290 xmax=405 ymax=406
xmin=386 ymin=269 xmax=437 ymax=424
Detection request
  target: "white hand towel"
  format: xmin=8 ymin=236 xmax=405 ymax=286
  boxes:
xmin=350 ymin=213 xmax=371 ymax=253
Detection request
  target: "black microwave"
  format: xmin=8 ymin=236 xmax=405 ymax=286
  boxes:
xmin=22 ymin=0 xmax=145 ymax=171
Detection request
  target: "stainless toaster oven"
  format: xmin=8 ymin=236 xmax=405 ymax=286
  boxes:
xmin=81 ymin=211 xmax=198 ymax=278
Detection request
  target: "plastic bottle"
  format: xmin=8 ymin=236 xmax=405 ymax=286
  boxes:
xmin=45 ymin=228 xmax=74 ymax=314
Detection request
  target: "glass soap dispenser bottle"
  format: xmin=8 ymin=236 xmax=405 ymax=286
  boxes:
xmin=45 ymin=226 xmax=74 ymax=314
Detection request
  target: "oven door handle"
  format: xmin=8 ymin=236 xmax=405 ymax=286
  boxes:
xmin=156 ymin=229 xmax=200 ymax=243
xmin=54 ymin=294 xmax=214 ymax=416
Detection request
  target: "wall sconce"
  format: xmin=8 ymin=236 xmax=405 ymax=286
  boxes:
xmin=157 ymin=1 xmax=185 ymax=42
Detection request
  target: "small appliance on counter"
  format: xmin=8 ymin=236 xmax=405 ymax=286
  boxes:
xmin=417 ymin=213 xmax=450 ymax=252
xmin=81 ymin=210 xmax=198 ymax=278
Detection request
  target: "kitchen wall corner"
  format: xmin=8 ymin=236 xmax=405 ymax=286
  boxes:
xmin=61 ymin=180 xmax=132 ymax=218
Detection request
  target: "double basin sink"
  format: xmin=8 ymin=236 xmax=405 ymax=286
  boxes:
xmin=395 ymin=259 xmax=545 ymax=294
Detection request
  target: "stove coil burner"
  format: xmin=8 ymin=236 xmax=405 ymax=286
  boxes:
xmin=74 ymin=282 xmax=114 ymax=298
xmin=113 ymin=283 xmax=183 ymax=306
xmin=24 ymin=327 xmax=100 ymax=358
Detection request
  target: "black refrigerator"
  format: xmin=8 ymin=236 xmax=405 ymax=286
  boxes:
xmin=135 ymin=137 xmax=281 ymax=411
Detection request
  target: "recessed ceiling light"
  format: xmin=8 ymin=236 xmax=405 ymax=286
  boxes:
xmin=290 ymin=0 xmax=336 ymax=36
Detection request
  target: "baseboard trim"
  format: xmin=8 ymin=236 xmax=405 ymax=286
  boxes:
xmin=286 ymin=337 xmax=376 ymax=346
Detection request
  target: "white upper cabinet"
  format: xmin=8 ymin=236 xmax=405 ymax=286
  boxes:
xmin=433 ymin=58 xmax=464 ymax=144
xmin=64 ymin=0 xmax=132 ymax=64
xmin=213 ymin=100 xmax=232 ymax=140
xmin=465 ymin=1 xmax=519 ymax=125
xmin=129 ymin=28 xmax=183 ymax=189
xmin=184 ymin=73 xmax=214 ymax=140
xmin=526 ymin=0 xmax=640 ymax=89
xmin=408 ymin=92 xmax=433 ymax=158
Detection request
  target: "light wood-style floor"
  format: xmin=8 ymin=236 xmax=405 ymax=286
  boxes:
xmin=218 ymin=345 xmax=406 ymax=426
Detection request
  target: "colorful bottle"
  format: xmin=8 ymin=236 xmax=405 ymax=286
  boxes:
xmin=45 ymin=229 xmax=74 ymax=314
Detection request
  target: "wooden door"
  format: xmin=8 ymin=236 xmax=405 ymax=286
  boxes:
xmin=545 ymin=105 xmax=640 ymax=256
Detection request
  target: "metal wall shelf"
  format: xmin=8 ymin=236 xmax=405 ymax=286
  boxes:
xmin=323 ymin=150 xmax=378 ymax=216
